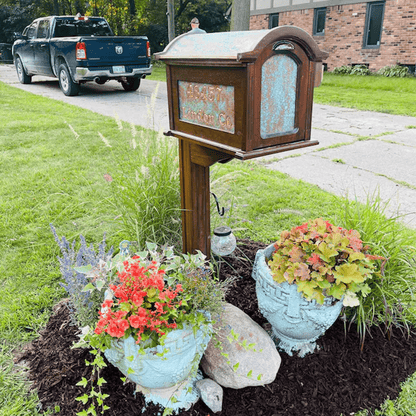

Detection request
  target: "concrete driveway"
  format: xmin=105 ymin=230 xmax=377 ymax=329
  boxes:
xmin=1 ymin=63 xmax=415 ymax=229
xmin=0 ymin=63 xmax=169 ymax=131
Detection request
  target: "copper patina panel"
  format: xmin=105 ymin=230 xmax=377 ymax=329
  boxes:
xmin=178 ymin=81 xmax=235 ymax=134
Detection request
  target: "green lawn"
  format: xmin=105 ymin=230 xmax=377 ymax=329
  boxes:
xmin=314 ymin=73 xmax=416 ymax=117
xmin=1 ymin=76 xmax=416 ymax=416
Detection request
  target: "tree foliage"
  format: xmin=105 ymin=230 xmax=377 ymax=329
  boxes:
xmin=0 ymin=4 xmax=35 ymax=43
xmin=138 ymin=0 xmax=230 ymax=53
xmin=0 ymin=0 xmax=230 ymax=53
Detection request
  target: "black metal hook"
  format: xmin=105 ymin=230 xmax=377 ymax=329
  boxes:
xmin=211 ymin=192 xmax=225 ymax=217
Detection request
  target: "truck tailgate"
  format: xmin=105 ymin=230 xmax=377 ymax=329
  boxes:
xmin=82 ymin=37 xmax=148 ymax=66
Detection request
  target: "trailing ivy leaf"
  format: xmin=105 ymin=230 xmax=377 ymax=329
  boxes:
xmin=233 ymin=362 xmax=240 ymax=372
xmin=76 ymin=377 xmax=88 ymax=387
xmin=257 ymin=374 xmax=263 ymax=381
xmin=247 ymin=370 xmax=253 ymax=378
xmin=97 ymin=377 xmax=106 ymax=386
xmin=127 ymin=367 xmax=135 ymax=375
xmin=127 ymin=355 xmax=134 ymax=362
xmin=75 ymin=394 xmax=89 ymax=404
xmin=87 ymin=403 xmax=97 ymax=416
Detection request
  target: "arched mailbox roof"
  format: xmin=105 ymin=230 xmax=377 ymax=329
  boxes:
xmin=155 ymin=26 xmax=328 ymax=63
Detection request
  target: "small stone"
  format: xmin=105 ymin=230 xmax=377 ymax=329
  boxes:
xmin=201 ymin=303 xmax=281 ymax=389
xmin=195 ymin=378 xmax=223 ymax=413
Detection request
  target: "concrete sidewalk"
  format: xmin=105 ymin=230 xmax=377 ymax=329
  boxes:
xmin=1 ymin=63 xmax=415 ymax=228
xmin=260 ymin=105 xmax=416 ymax=229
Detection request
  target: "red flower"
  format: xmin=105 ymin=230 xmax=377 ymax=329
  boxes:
xmin=97 ymin=318 xmax=107 ymax=328
xmin=102 ymin=299 xmax=113 ymax=308
xmin=94 ymin=257 xmax=184 ymax=344
xmin=129 ymin=314 xmax=147 ymax=328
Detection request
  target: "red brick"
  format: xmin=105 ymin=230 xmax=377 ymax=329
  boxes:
xmin=249 ymin=0 xmax=416 ymax=71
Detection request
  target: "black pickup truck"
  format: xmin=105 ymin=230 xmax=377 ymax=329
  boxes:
xmin=12 ymin=15 xmax=152 ymax=96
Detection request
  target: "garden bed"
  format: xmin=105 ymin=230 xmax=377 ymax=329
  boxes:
xmin=17 ymin=240 xmax=416 ymax=416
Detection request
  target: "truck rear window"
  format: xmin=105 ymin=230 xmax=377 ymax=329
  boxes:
xmin=54 ymin=18 xmax=113 ymax=37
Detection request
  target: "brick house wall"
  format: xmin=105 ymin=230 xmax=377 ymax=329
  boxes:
xmin=249 ymin=0 xmax=416 ymax=72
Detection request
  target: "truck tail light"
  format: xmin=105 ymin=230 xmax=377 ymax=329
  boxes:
xmin=76 ymin=42 xmax=87 ymax=60
xmin=146 ymin=41 xmax=151 ymax=58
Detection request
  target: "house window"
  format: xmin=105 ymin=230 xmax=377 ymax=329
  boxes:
xmin=269 ymin=13 xmax=279 ymax=28
xmin=313 ymin=8 xmax=326 ymax=36
xmin=363 ymin=1 xmax=385 ymax=48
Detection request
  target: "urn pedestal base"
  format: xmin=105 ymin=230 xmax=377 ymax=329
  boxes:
xmin=104 ymin=323 xmax=211 ymax=412
xmin=137 ymin=371 xmax=203 ymax=412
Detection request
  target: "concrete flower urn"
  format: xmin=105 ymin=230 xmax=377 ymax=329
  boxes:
xmin=104 ymin=323 xmax=211 ymax=412
xmin=252 ymin=244 xmax=343 ymax=357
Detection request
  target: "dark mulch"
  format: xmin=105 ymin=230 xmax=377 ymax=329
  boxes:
xmin=17 ymin=240 xmax=416 ymax=416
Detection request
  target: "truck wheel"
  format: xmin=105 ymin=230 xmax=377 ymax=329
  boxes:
xmin=58 ymin=63 xmax=80 ymax=96
xmin=15 ymin=57 xmax=32 ymax=84
xmin=121 ymin=77 xmax=140 ymax=92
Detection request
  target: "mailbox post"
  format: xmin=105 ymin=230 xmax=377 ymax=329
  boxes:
xmin=155 ymin=25 xmax=328 ymax=256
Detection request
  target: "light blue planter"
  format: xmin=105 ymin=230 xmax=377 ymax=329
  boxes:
xmin=252 ymin=244 xmax=343 ymax=357
xmin=104 ymin=321 xmax=211 ymax=411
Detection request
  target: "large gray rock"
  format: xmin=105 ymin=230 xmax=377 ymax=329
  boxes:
xmin=200 ymin=303 xmax=281 ymax=389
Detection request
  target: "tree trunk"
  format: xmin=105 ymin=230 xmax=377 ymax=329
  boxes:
xmin=167 ymin=0 xmax=175 ymax=42
xmin=129 ymin=0 xmax=136 ymax=17
xmin=231 ymin=0 xmax=250 ymax=31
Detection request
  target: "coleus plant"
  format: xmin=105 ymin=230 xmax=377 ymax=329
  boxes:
xmin=268 ymin=218 xmax=385 ymax=306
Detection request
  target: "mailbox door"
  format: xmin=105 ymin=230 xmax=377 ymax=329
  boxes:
xmin=248 ymin=40 xmax=315 ymax=152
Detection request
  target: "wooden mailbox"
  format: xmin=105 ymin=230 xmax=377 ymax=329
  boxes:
xmin=155 ymin=26 xmax=328 ymax=256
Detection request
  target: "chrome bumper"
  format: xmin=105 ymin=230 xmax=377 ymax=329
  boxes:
xmin=74 ymin=65 xmax=152 ymax=81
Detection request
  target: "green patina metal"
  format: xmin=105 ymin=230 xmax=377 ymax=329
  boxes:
xmin=261 ymin=54 xmax=297 ymax=139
